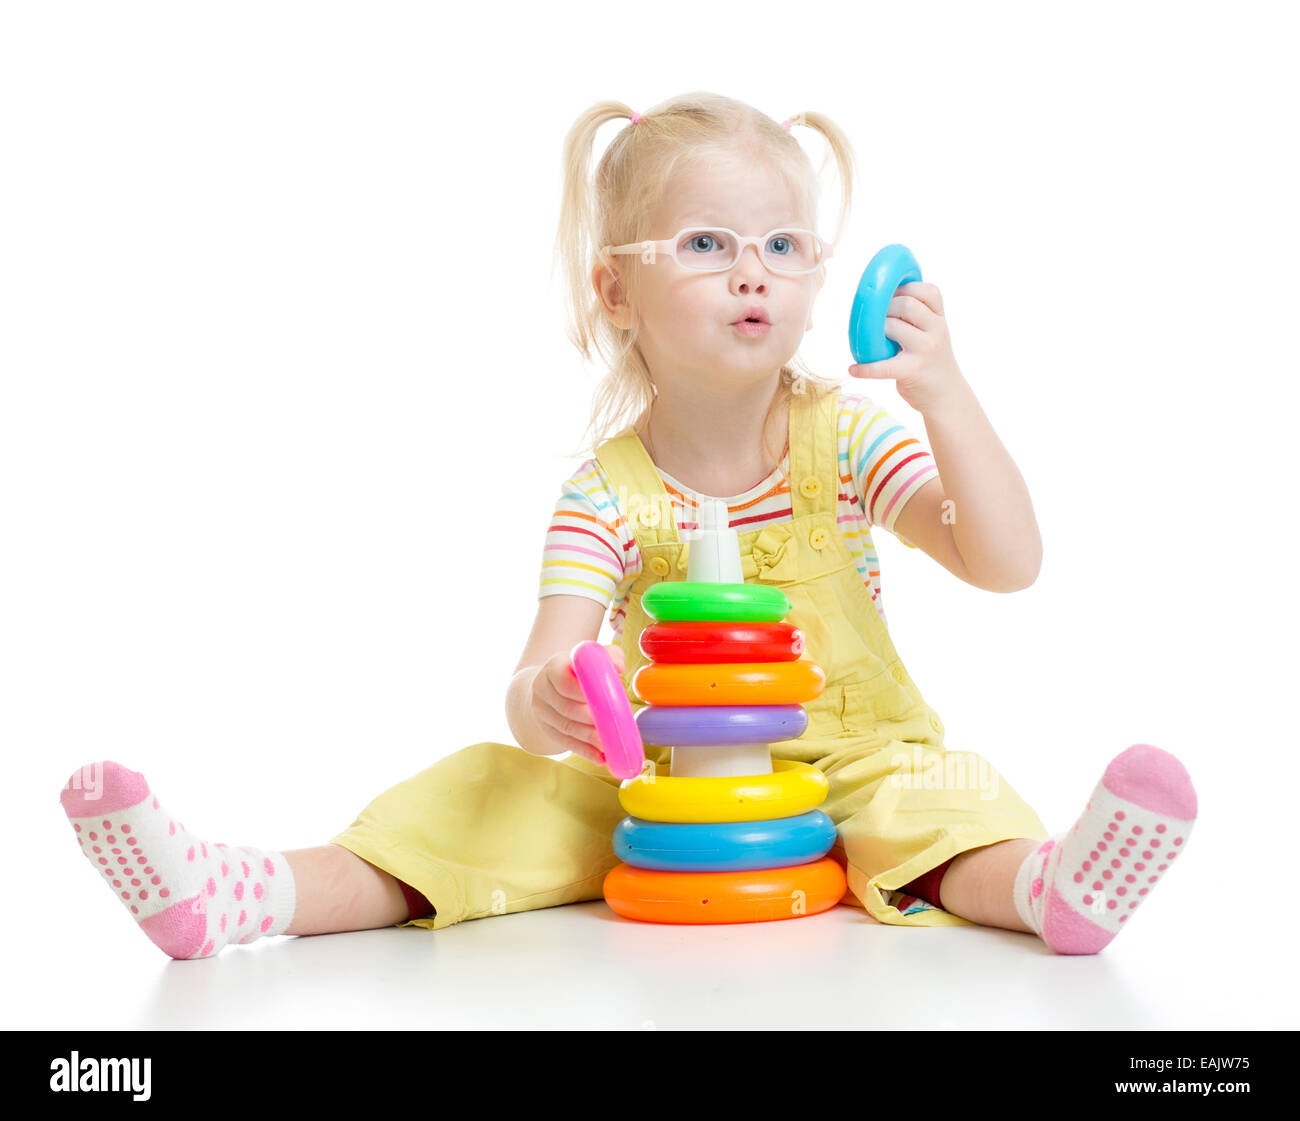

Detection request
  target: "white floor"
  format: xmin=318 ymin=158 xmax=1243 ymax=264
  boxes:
xmin=8 ymin=882 xmax=1293 ymax=1031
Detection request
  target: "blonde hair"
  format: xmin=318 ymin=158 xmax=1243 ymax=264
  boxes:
xmin=553 ymin=91 xmax=857 ymax=473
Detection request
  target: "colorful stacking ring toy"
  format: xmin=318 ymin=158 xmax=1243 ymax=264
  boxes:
xmin=603 ymin=857 xmax=846 ymax=924
xmin=634 ymin=703 xmax=808 ymax=746
xmin=632 ymin=660 xmax=826 ymax=706
xmin=606 ymin=550 xmax=846 ymax=925
xmin=614 ymin=810 xmax=837 ymax=872
xmin=618 ymin=758 xmax=828 ymax=823
xmin=642 ymin=581 xmax=790 ymax=623
xmin=849 ymin=243 xmax=923 ymax=364
xmin=569 ymin=641 xmax=645 ymax=780
xmin=639 ymin=621 xmax=805 ymax=663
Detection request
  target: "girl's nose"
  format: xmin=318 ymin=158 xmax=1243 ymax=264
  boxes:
xmin=733 ymin=247 xmax=767 ymax=289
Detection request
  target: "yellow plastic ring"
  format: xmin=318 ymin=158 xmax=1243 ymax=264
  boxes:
xmin=618 ymin=759 xmax=829 ymax=823
xmin=632 ymin=660 xmax=826 ymax=706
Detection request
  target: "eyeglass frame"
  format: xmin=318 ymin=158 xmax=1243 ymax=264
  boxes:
xmin=598 ymin=226 xmax=834 ymax=276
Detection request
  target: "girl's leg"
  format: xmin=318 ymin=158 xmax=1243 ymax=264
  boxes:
xmin=61 ymin=761 xmax=409 ymax=960
xmin=937 ymin=838 xmax=1038 ymax=932
xmin=282 ymin=846 xmax=409 ymax=936
xmin=937 ymin=744 xmax=1198 ymax=955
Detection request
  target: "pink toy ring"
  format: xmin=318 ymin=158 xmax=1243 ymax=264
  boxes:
xmin=569 ymin=641 xmax=646 ymax=781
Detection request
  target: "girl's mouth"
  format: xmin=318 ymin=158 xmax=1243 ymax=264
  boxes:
xmin=732 ymin=319 xmax=771 ymax=337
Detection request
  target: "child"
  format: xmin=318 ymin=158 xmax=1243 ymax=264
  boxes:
xmin=60 ymin=92 xmax=1196 ymax=958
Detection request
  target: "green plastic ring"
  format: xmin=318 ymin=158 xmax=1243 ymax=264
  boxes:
xmin=642 ymin=581 xmax=791 ymax=623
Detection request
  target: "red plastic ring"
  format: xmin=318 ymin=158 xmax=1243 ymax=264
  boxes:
xmin=638 ymin=621 xmax=805 ymax=663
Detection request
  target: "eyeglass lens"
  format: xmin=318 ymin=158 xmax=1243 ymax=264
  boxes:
xmin=674 ymin=229 xmax=823 ymax=272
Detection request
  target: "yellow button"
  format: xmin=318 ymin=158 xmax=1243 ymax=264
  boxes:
xmin=891 ymin=665 xmax=907 ymax=684
xmin=808 ymin=528 xmax=830 ymax=550
xmin=649 ymin=556 xmax=670 ymax=576
xmin=929 ymin=713 xmax=944 ymax=734
xmin=799 ymin=476 xmax=821 ymax=499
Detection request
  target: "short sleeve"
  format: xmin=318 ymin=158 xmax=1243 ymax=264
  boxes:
xmin=840 ymin=390 xmax=940 ymax=538
xmin=537 ymin=459 xmax=626 ymax=608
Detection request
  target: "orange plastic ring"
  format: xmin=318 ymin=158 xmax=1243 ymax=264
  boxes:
xmin=603 ymin=857 xmax=847 ymax=924
xmin=632 ymin=660 xmax=826 ymax=706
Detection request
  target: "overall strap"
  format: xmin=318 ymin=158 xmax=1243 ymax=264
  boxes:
xmin=788 ymin=384 xmax=842 ymax=520
xmin=593 ymin=426 xmax=680 ymax=549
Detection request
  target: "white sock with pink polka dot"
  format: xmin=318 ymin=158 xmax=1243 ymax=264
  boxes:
xmin=1012 ymin=744 xmax=1197 ymax=955
xmin=61 ymin=761 xmax=296 ymax=960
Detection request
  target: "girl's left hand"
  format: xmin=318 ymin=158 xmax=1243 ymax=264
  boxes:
xmin=848 ymin=282 xmax=965 ymax=415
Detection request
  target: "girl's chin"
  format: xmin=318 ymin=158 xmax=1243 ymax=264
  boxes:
xmin=694 ymin=363 xmax=792 ymax=387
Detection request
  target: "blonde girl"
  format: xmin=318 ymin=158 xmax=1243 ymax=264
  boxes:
xmin=61 ymin=92 xmax=1196 ymax=957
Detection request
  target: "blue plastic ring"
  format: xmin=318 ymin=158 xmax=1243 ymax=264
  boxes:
xmin=613 ymin=809 xmax=838 ymax=872
xmin=849 ymin=244 xmax=923 ymax=364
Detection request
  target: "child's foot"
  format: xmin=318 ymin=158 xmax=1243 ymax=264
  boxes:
xmin=1013 ymin=744 xmax=1197 ymax=955
xmin=60 ymin=761 xmax=296 ymax=959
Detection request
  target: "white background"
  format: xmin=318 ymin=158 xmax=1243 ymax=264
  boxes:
xmin=3 ymin=1 xmax=1297 ymax=1031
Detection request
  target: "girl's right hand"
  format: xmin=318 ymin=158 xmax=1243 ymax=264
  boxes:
xmin=528 ymin=644 xmax=626 ymax=765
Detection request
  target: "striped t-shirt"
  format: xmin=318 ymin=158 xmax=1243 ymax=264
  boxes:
xmin=538 ymin=389 xmax=940 ymax=636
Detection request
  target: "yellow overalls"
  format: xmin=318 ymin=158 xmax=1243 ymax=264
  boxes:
xmin=330 ymin=385 xmax=1047 ymax=931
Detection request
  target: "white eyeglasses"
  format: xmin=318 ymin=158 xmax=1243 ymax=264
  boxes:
xmin=599 ymin=227 xmax=833 ymax=276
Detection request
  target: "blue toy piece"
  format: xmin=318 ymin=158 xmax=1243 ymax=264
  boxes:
xmin=613 ymin=809 xmax=838 ymax=872
xmin=849 ymin=244 xmax=923 ymax=364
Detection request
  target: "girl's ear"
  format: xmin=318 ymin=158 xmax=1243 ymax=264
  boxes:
xmin=592 ymin=259 xmax=635 ymax=330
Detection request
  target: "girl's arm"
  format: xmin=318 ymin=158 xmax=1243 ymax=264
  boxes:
xmin=918 ymin=376 xmax=1042 ymax=592
xmin=506 ymin=593 xmax=614 ymax=760
xmin=850 ymin=281 xmax=1042 ymax=593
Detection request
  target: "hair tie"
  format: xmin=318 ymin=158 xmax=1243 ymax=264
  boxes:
xmin=630 ymin=112 xmax=641 ymax=125
xmin=781 ymin=118 xmax=793 ymax=131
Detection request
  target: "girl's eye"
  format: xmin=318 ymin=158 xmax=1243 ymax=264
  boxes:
xmin=686 ymin=233 xmax=722 ymax=253
xmin=767 ymin=234 xmax=796 ymax=255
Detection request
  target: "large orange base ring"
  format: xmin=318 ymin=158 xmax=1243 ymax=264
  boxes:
xmin=603 ymin=857 xmax=847 ymax=924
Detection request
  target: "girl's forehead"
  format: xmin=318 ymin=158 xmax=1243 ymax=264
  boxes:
xmin=659 ymin=162 xmax=809 ymax=229
xmin=659 ymin=196 xmax=811 ymax=232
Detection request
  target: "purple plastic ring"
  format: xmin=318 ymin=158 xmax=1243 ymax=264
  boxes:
xmin=634 ymin=704 xmax=809 ymax=747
